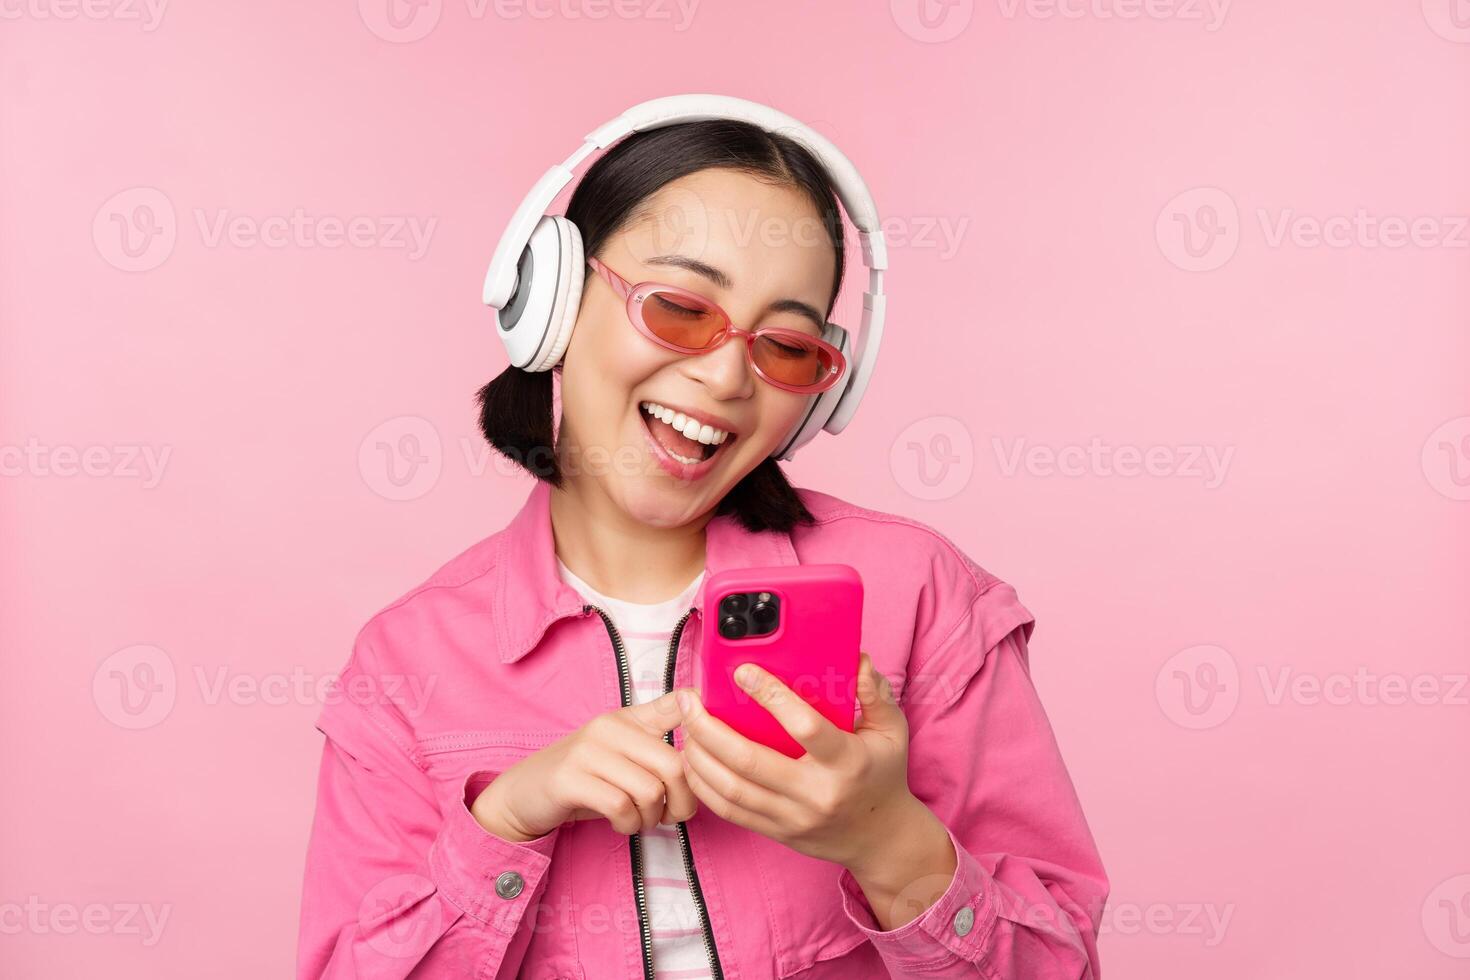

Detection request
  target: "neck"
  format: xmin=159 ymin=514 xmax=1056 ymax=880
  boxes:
xmin=548 ymin=478 xmax=710 ymax=604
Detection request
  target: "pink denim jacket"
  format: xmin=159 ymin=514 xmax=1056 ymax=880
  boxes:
xmin=296 ymin=479 xmax=1109 ymax=979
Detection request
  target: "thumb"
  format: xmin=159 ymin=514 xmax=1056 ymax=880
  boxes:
xmin=854 ymin=652 xmax=903 ymax=732
xmin=627 ymin=689 xmax=687 ymax=734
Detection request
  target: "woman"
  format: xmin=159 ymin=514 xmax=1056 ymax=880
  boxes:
xmin=296 ymin=110 xmax=1109 ymax=979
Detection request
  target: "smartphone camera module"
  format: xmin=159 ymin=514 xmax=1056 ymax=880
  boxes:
xmin=720 ymin=593 xmax=749 ymax=617
xmin=716 ymin=591 xmax=781 ymax=640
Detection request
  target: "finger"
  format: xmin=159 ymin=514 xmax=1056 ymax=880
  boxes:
xmin=854 ymin=652 xmax=905 ymax=734
xmin=584 ymin=748 xmax=669 ymax=833
xmin=678 ymin=688 xmax=803 ymax=793
xmin=731 ymin=663 xmax=847 ymax=765
xmin=681 ymin=735 xmax=795 ymax=825
xmin=614 ymin=725 xmax=699 ymax=824
xmin=625 ymin=689 xmax=686 ymax=736
xmin=681 ymin=752 xmax=786 ymax=840
xmin=660 ymin=763 xmax=700 ymax=824
xmin=566 ymin=776 xmax=643 ymax=835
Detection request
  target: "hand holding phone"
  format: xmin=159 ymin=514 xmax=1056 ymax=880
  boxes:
xmin=697 ymin=564 xmax=863 ymax=759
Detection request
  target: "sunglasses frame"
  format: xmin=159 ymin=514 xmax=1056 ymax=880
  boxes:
xmin=586 ymin=255 xmax=847 ymax=395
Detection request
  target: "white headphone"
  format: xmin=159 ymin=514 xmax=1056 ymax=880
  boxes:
xmin=482 ymin=93 xmax=887 ymax=462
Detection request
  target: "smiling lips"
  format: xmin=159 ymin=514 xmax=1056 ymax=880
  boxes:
xmin=639 ymin=400 xmax=736 ymax=477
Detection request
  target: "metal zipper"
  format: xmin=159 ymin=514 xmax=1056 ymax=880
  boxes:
xmin=586 ymin=604 xmax=724 ymax=980
xmin=662 ymin=608 xmax=725 ymax=980
xmin=585 ymin=604 xmax=656 ymax=980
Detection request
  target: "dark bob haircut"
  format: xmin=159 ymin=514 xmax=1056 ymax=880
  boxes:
xmin=475 ymin=119 xmax=848 ymax=533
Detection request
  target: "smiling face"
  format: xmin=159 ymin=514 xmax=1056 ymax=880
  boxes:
xmin=555 ymin=167 xmax=839 ymax=529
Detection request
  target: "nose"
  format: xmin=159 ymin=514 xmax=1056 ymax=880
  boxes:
xmin=683 ymin=329 xmax=756 ymax=400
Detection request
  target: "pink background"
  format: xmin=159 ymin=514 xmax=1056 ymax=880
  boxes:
xmin=3 ymin=1 xmax=1468 ymax=976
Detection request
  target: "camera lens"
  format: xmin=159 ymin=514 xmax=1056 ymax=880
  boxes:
xmin=719 ymin=615 xmax=748 ymax=639
xmin=751 ymin=601 xmax=778 ymax=629
xmin=720 ymin=593 xmax=749 ymax=617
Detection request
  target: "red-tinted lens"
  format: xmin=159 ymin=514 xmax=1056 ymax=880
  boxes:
xmin=639 ymin=289 xmax=725 ymax=349
xmin=751 ymin=331 xmax=838 ymax=389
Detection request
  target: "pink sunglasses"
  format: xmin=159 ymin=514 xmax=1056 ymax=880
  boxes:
xmin=586 ymin=255 xmax=847 ymax=394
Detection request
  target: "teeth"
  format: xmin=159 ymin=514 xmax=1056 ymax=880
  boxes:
xmin=640 ymin=402 xmax=731 ymax=446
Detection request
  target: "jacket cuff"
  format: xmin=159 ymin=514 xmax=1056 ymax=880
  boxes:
xmin=836 ymin=820 xmax=997 ymax=971
xmin=428 ymin=769 xmax=561 ymax=936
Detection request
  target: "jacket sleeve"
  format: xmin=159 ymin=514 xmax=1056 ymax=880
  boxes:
xmin=835 ymin=582 xmax=1109 ymax=979
xmin=295 ymin=639 xmax=562 ymax=979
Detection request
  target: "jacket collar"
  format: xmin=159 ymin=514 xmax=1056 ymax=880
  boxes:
xmin=492 ymin=479 xmax=799 ymax=664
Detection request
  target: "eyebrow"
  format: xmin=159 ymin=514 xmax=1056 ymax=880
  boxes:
xmin=644 ymin=254 xmax=827 ymax=331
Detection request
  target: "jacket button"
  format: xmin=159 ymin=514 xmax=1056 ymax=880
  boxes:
xmin=495 ymin=871 xmax=525 ymax=899
xmin=953 ymin=905 xmax=975 ymax=936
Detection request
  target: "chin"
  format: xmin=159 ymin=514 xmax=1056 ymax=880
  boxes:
xmin=616 ymin=480 xmax=714 ymax=528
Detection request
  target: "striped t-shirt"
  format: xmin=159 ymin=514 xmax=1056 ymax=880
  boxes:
xmin=555 ymin=558 xmax=714 ymax=980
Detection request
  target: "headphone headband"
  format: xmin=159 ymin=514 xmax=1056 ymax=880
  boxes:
xmin=484 ymin=94 xmax=887 ymax=456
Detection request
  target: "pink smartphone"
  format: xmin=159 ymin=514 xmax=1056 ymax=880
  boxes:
xmin=697 ymin=564 xmax=863 ymax=759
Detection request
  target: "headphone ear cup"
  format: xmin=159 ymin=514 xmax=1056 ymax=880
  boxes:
xmin=770 ymin=322 xmax=852 ymax=462
xmin=493 ymin=215 xmax=585 ymax=372
xmin=531 ymin=217 xmax=584 ymax=372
